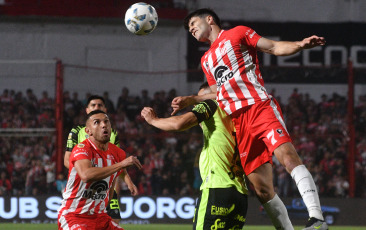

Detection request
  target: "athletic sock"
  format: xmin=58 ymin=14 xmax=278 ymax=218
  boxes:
xmin=262 ymin=194 xmax=294 ymax=230
xmin=291 ymin=164 xmax=324 ymax=221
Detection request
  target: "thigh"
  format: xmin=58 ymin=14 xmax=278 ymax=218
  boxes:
xmin=232 ymin=111 xmax=272 ymax=176
xmin=58 ymin=214 xmax=94 ymax=230
xmin=96 ymin=213 xmax=124 ymax=230
xmin=194 ymin=187 xmax=247 ymax=230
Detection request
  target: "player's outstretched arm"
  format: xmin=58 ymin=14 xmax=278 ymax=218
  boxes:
xmin=120 ymin=169 xmax=138 ymax=196
xmin=141 ymin=107 xmax=198 ymax=131
xmin=257 ymin=35 xmax=325 ymax=56
xmin=171 ymin=92 xmax=216 ymax=115
xmin=64 ymin=151 xmax=71 ymax=169
xmin=74 ymin=156 xmax=142 ymax=183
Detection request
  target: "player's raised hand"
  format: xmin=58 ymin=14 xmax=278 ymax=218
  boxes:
xmin=120 ymin=156 xmax=142 ymax=170
xmin=300 ymin=35 xmax=326 ymax=49
xmin=141 ymin=107 xmax=157 ymax=124
xmin=171 ymin=96 xmax=195 ymax=115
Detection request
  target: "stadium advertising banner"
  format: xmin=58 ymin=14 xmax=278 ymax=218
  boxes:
xmin=187 ymin=22 xmax=366 ymax=83
xmin=0 ymin=196 xmax=195 ymax=224
xmin=1 ymin=196 xmax=366 ymax=226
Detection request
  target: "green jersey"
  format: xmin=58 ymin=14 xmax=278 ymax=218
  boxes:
xmin=192 ymin=100 xmax=247 ymax=194
xmin=66 ymin=125 xmax=120 ymax=152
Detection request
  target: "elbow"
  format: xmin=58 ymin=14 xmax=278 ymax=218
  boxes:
xmin=79 ymin=173 xmax=93 ymax=183
xmin=172 ymin=122 xmax=185 ymax=131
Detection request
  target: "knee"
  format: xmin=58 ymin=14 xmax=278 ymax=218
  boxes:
xmin=276 ymin=145 xmax=303 ymax=172
xmin=254 ymin=186 xmax=275 ymax=203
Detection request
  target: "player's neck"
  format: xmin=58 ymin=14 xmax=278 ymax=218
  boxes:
xmin=208 ymin=27 xmax=222 ymax=45
xmin=89 ymin=138 xmax=108 ymax=151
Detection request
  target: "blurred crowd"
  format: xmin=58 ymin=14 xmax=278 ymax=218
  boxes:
xmin=1 ymin=87 xmax=366 ymax=198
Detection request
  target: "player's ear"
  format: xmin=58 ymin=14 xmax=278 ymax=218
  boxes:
xmin=85 ymin=126 xmax=92 ymax=136
xmin=206 ymin=15 xmax=214 ymax=25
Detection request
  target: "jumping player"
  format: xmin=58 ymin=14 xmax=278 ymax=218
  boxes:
xmin=58 ymin=110 xmax=142 ymax=230
xmin=64 ymin=95 xmax=138 ymax=224
xmin=171 ymin=8 xmax=328 ymax=230
xmin=141 ymin=83 xmax=248 ymax=230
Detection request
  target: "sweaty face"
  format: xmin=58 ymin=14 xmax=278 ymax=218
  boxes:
xmin=188 ymin=16 xmax=210 ymax=42
xmin=86 ymin=113 xmax=111 ymax=144
xmin=86 ymin=99 xmax=106 ymax=114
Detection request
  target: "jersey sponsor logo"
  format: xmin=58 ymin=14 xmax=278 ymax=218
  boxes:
xmin=211 ymin=204 xmax=235 ymax=216
xmin=107 ymin=154 xmax=115 ymax=160
xmin=214 ymin=66 xmax=234 ymax=87
xmin=74 ymin=152 xmax=89 ymax=158
xmin=249 ymin=31 xmax=256 ymax=39
xmin=71 ymin=224 xmax=87 ymax=230
xmin=82 ymin=181 xmax=108 ymax=200
xmin=210 ymin=218 xmax=225 ymax=229
xmin=77 ymin=143 xmax=85 ymax=148
xmin=240 ymin=152 xmax=247 ymax=158
xmin=245 ymin=29 xmax=252 ymax=36
xmin=234 ymin=214 xmax=246 ymax=223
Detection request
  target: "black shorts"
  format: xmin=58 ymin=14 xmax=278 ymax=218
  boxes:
xmin=106 ymin=190 xmax=121 ymax=219
xmin=193 ymin=187 xmax=248 ymax=230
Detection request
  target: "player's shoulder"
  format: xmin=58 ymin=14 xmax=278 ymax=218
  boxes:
xmin=70 ymin=125 xmax=86 ymax=134
xmin=192 ymin=99 xmax=218 ymax=122
xmin=195 ymin=99 xmax=218 ymax=110
xmin=110 ymin=128 xmax=119 ymax=137
xmin=108 ymin=143 xmax=124 ymax=152
xmin=72 ymin=139 xmax=91 ymax=152
xmin=230 ymin=25 xmax=253 ymax=33
xmin=108 ymin=144 xmax=126 ymax=159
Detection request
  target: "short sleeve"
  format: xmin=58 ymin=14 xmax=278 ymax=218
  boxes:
xmin=191 ymin=99 xmax=218 ymax=123
xmin=70 ymin=143 xmax=92 ymax=165
xmin=235 ymin=26 xmax=261 ymax=48
xmin=66 ymin=126 xmax=82 ymax=152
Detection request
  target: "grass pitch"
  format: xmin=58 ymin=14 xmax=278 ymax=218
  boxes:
xmin=0 ymin=224 xmax=365 ymax=230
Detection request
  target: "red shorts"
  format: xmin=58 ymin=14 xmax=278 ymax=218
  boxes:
xmin=231 ymin=98 xmax=292 ymax=175
xmin=58 ymin=212 xmax=123 ymax=230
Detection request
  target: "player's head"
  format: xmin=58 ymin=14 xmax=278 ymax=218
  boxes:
xmin=184 ymin=8 xmax=221 ymax=42
xmin=198 ymin=82 xmax=212 ymax=96
xmin=86 ymin=95 xmax=106 ymax=114
xmin=85 ymin=110 xmax=111 ymax=143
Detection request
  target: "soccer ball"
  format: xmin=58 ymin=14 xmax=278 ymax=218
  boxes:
xmin=124 ymin=2 xmax=158 ymax=35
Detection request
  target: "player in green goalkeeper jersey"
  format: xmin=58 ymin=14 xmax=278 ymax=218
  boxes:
xmin=64 ymin=95 xmax=138 ymax=224
xmin=141 ymin=83 xmax=248 ymax=230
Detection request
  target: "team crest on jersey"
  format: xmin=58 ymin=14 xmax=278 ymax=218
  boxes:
xmin=68 ymin=133 xmax=72 ymax=140
xmin=77 ymin=143 xmax=85 ymax=148
xmin=204 ymin=61 xmax=209 ymax=68
xmin=276 ymin=129 xmax=284 ymax=137
xmin=85 ymin=134 xmax=89 ymax=139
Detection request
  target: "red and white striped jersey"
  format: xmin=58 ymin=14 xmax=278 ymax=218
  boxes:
xmin=202 ymin=26 xmax=271 ymax=115
xmin=58 ymin=139 xmax=126 ymax=216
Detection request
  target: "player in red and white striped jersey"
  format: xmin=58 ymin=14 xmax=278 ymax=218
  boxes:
xmin=58 ymin=110 xmax=142 ymax=230
xmin=172 ymin=8 xmax=328 ymax=230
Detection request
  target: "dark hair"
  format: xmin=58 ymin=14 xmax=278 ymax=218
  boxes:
xmin=87 ymin=95 xmax=105 ymax=107
xmin=86 ymin=110 xmax=107 ymax=121
xmin=199 ymin=82 xmax=210 ymax=90
xmin=184 ymin=8 xmax=221 ymax=30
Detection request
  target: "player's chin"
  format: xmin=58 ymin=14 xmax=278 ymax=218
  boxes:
xmin=101 ymin=135 xmax=110 ymax=143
